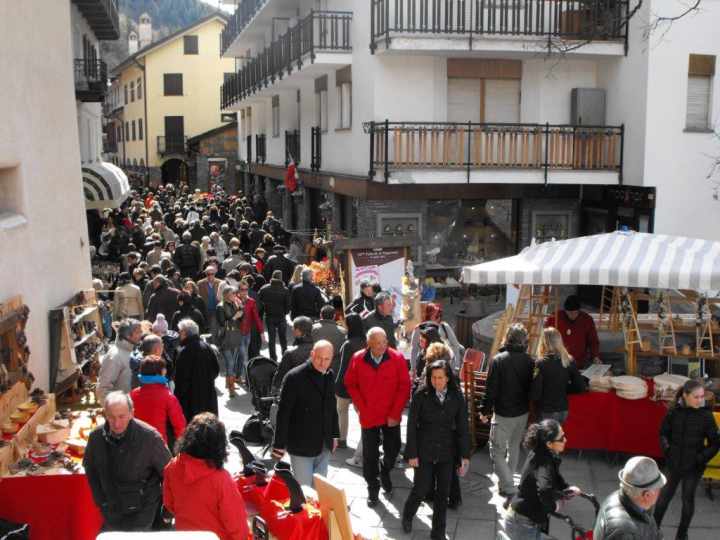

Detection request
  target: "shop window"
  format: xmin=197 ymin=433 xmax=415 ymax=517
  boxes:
xmin=686 ymin=54 xmax=716 ymax=131
xmin=532 ymin=211 xmax=571 ymax=244
xmin=0 ymin=164 xmax=27 ymax=229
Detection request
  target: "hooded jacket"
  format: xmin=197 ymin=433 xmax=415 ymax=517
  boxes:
xmin=163 ymin=454 xmax=249 ymax=540
xmin=130 ymin=382 xmax=186 ymax=444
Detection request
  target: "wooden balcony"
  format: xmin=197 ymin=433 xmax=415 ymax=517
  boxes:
xmin=220 ymin=0 xmax=269 ymax=57
xmin=74 ymin=59 xmax=108 ymax=102
xmin=71 ymin=0 xmax=120 ymax=40
xmin=365 ymin=121 xmax=624 ymax=183
xmin=370 ymin=0 xmax=629 ymax=53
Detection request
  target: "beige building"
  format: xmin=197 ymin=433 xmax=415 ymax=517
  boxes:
xmin=0 ymin=0 xmax=101 ymax=390
xmin=112 ymin=13 xmax=235 ymax=186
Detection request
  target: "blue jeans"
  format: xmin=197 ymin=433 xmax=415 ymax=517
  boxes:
xmin=289 ymin=449 xmax=331 ymax=488
xmin=237 ymin=333 xmax=251 ymax=379
xmin=497 ymin=513 xmax=545 ymax=540
xmin=223 ymin=347 xmax=240 ymax=378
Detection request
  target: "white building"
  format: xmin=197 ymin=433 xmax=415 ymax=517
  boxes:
xmin=219 ymin=0 xmax=719 ymax=269
xmin=0 ymin=0 xmax=117 ymax=390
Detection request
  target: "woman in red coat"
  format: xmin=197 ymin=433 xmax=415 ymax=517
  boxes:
xmin=163 ymin=413 xmax=249 ymax=540
xmin=130 ymin=355 xmax=186 ymax=445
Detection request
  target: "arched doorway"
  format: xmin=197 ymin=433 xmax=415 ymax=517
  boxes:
xmin=161 ymin=158 xmax=188 ymax=184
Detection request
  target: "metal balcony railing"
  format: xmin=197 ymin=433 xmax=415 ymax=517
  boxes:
xmin=220 ymin=0 xmax=269 ymax=56
xmin=285 ymin=130 xmax=300 ymax=167
xmin=221 ymin=10 xmax=352 ymax=110
xmin=370 ymin=0 xmax=629 ymax=52
xmin=157 ymin=136 xmax=188 ymax=155
xmin=246 ymin=135 xmax=252 ymax=163
xmin=71 ymin=0 xmax=120 ymax=40
xmin=311 ymin=127 xmax=322 ymax=171
xmin=365 ymin=121 xmax=624 ymax=183
xmin=255 ymin=134 xmax=266 ymax=164
xmin=74 ymin=59 xmax=108 ymax=101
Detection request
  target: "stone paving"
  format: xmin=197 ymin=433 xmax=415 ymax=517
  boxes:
xmin=216 ymin=376 xmax=720 ymax=540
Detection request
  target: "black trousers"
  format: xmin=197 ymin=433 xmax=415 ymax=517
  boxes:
xmin=266 ymin=318 xmax=287 ymax=360
xmin=361 ymin=424 xmax=401 ymax=492
xmin=654 ymin=467 xmax=703 ymax=538
xmin=404 ymin=460 xmax=453 ymax=538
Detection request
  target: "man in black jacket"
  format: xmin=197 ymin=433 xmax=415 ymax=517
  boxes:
xmin=272 ymin=340 xmax=339 ymax=488
xmin=271 ymin=316 xmax=314 ymax=392
xmin=174 ymin=319 xmax=220 ymax=422
xmin=346 ymin=281 xmax=376 ymax=316
xmin=362 ymin=292 xmax=398 ymax=348
xmin=173 ymin=232 xmax=201 ymax=278
xmin=290 ymin=268 xmax=325 ymax=320
xmin=83 ymin=391 xmax=171 ymax=531
xmin=263 ymin=245 xmax=297 ymax=284
xmin=258 ymin=270 xmax=290 ymax=361
xmin=479 ymin=323 xmax=534 ymax=497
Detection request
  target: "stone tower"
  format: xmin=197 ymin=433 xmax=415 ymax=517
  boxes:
xmin=138 ymin=13 xmax=152 ymax=49
xmin=128 ymin=30 xmax=138 ymax=54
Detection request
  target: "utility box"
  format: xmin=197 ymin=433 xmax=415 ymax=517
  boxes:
xmin=571 ymin=88 xmax=606 ymax=126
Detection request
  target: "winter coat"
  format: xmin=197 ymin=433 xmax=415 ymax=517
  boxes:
xmin=273 ymin=361 xmax=340 ymax=457
xmin=312 ymin=320 xmax=347 ymax=373
xmin=660 ymin=401 xmax=720 ymax=473
xmin=405 ymin=385 xmax=470 ymax=464
xmin=362 ymin=310 xmax=398 ymax=348
xmin=530 ymin=353 xmax=587 ymax=413
xmin=174 ymin=334 xmax=220 ymax=422
xmin=216 ymin=301 xmax=243 ymax=349
xmin=346 ymin=294 xmax=375 ymax=316
xmin=257 ymin=279 xmax=291 ymax=321
xmin=263 ymin=253 xmax=297 ymax=284
xmin=83 ymin=419 xmax=171 ymax=530
xmin=173 ymin=242 xmax=202 ymax=278
xmin=113 ymin=283 xmax=144 ymax=319
xmin=480 ymin=348 xmax=534 ymax=418
xmin=96 ymin=339 xmax=134 ymax=404
xmin=130 ymin=381 xmax=186 ymax=444
xmin=197 ymin=277 xmax=222 ymax=318
xmin=511 ymin=449 xmax=569 ymax=526
xmin=163 ymin=454 xmax=249 ymax=540
xmin=146 ymin=283 xmax=180 ymax=322
xmin=237 ymin=297 xmax=263 ymax=336
xmin=272 ymin=336 xmax=315 ymax=392
xmin=290 ymin=281 xmax=325 ymax=320
xmin=335 ymin=336 xmax=366 ymax=398
xmin=171 ymin=304 xmax=207 ymax=334
xmin=593 ymin=490 xmax=662 ymax=540
xmin=344 ymin=347 xmax=411 ymax=429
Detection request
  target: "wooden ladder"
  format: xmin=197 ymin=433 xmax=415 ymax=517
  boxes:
xmin=511 ymin=285 xmax=559 ymax=357
xmin=621 ymin=291 xmax=644 ymax=351
xmin=598 ymin=286 xmax=621 ymax=332
xmin=658 ymin=294 xmax=678 ymax=355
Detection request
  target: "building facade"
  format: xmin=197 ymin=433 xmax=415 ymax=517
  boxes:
xmin=110 ymin=13 xmax=236 ymax=187
xmin=188 ymin=122 xmax=240 ymax=193
xmin=219 ymin=0 xmax=718 ymax=272
xmin=1 ymin=0 xmax=104 ymax=389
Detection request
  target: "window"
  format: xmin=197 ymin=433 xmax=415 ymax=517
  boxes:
xmin=124 ymin=84 xmax=128 ymax=105
xmin=130 ymin=81 xmax=135 ymax=102
xmin=163 ymin=73 xmax=183 ymax=96
xmin=686 ymin=54 xmax=716 ymax=131
xmin=131 ymin=120 xmax=136 ymax=141
xmin=272 ymin=95 xmax=280 ymax=137
xmin=0 ymin=165 xmax=27 ymax=230
xmin=124 ymin=122 xmax=129 ymax=141
xmin=138 ymin=118 xmax=143 ymax=140
xmin=315 ymin=75 xmax=328 ymax=132
xmin=137 ymin=78 xmax=142 ymax=100
xmin=336 ymin=67 xmax=352 ymax=129
xmin=117 ymin=125 xmax=122 ymax=142
xmin=184 ymin=35 xmax=199 ymax=55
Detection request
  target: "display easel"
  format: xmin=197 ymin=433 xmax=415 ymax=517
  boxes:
xmin=314 ymin=474 xmax=354 ymax=540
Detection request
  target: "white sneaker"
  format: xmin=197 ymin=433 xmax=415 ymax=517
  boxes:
xmin=345 ymin=456 xmax=362 ymax=468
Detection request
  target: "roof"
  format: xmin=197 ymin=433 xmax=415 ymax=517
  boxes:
xmin=112 ymin=12 xmax=229 ymax=74
xmin=462 ymin=231 xmax=720 ymax=290
xmin=187 ymin=121 xmax=238 ymax=143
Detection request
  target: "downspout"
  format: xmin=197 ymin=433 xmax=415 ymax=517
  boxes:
xmin=132 ymin=56 xmax=149 ymax=187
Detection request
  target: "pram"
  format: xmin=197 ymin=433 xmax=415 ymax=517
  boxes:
xmin=549 ymin=491 xmax=600 ymax=540
xmin=241 ymin=356 xmax=278 ymax=447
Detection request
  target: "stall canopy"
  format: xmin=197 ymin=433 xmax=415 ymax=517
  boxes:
xmin=462 ymin=231 xmax=720 ymax=290
xmin=82 ymin=162 xmax=130 ymax=210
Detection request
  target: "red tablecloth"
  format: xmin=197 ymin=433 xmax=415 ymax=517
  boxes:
xmin=564 ymin=391 xmax=668 ymax=458
xmin=0 ymin=474 xmax=102 ymax=540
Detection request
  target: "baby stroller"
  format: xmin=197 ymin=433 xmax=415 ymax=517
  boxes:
xmin=241 ymin=356 xmax=278 ymax=447
xmin=549 ymin=491 xmax=600 ymax=540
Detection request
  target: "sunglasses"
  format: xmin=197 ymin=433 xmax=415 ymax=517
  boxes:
xmin=553 ymin=434 xmax=567 ymax=443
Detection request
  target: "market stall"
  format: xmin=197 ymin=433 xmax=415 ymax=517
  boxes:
xmin=461 ymin=230 xmax=720 ymax=454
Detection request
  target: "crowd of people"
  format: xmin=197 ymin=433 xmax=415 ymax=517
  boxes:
xmin=80 ymin=184 xmax=720 ymax=540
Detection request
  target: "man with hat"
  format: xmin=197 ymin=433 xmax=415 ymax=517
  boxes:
xmin=546 ymin=295 xmax=600 ymax=369
xmin=594 ymin=456 xmax=665 ymax=539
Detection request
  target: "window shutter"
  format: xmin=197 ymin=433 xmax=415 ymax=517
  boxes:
xmin=686 ymin=76 xmax=711 ymax=129
xmin=184 ymin=35 xmax=199 ymax=55
xmin=164 ymin=74 xmax=183 ymax=96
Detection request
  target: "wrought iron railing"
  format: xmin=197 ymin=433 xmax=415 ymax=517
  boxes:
xmin=157 ymin=136 xmax=188 ymax=155
xmin=246 ymin=135 xmax=252 ymax=163
xmin=255 ymin=134 xmax=266 ymax=164
xmin=364 ymin=121 xmax=624 ymax=183
xmin=74 ymin=59 xmax=108 ymax=99
xmin=220 ymin=0 xmax=268 ymax=56
xmin=370 ymin=0 xmax=629 ymax=51
xmin=221 ymin=10 xmax=352 ymax=110
xmin=311 ymin=127 xmax=322 ymax=171
xmin=285 ymin=130 xmax=300 ymax=167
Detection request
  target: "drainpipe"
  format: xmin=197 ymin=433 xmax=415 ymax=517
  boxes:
xmin=132 ymin=56 xmax=150 ymax=187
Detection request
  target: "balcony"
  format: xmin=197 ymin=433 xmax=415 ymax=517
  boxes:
xmin=255 ymin=134 xmax=267 ymax=164
xmin=71 ymin=0 xmax=120 ymax=40
xmin=246 ymin=135 xmax=253 ymax=163
xmin=365 ymin=121 xmax=623 ymax=184
xmin=370 ymin=0 xmax=628 ymax=56
xmin=221 ymin=10 xmax=352 ymax=111
xmin=285 ymin=130 xmax=300 ymax=166
xmin=221 ymin=0 xmax=269 ymax=57
xmin=74 ymin=59 xmax=108 ymax=102
xmin=157 ymin=136 xmax=188 ymax=156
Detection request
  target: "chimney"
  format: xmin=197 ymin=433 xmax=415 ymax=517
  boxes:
xmin=128 ymin=31 xmax=138 ymax=54
xmin=138 ymin=13 xmax=152 ymax=49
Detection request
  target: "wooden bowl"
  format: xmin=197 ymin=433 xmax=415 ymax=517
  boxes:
xmin=10 ymin=411 xmax=31 ymax=424
xmin=1 ymin=422 xmax=19 ymax=435
xmin=17 ymin=401 xmax=39 ymax=414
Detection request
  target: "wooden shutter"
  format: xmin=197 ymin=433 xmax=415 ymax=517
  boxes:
xmin=183 ymin=35 xmax=199 ymax=55
xmin=484 ymin=80 xmax=521 ymax=123
xmin=164 ymin=74 xmax=183 ymax=96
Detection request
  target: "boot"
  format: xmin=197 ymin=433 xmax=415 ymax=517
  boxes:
xmin=251 ymin=462 xmax=268 ymax=486
xmin=229 ymin=431 xmax=257 ymax=477
xmin=226 ymin=376 xmax=238 ymax=397
xmin=273 ymin=461 xmax=306 ymax=513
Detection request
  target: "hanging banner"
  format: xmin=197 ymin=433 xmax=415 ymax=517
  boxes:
xmin=348 ymin=247 xmax=406 ymax=320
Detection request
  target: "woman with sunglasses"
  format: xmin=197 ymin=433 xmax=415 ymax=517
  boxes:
xmin=500 ymin=419 xmax=580 ymax=539
xmin=654 ymin=379 xmax=720 ymax=540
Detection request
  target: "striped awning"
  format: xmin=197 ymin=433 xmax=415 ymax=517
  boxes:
xmin=83 ymin=162 xmax=130 ymax=210
xmin=462 ymin=231 xmax=720 ymax=290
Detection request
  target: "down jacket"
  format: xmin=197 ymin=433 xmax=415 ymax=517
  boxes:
xmin=130 ymin=382 xmax=186 ymax=444
xmin=593 ymin=490 xmax=662 ymax=540
xmin=660 ymin=400 xmax=720 ymax=473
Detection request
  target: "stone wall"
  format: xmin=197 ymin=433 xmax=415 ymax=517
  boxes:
xmin=191 ymin=124 xmax=239 ymax=193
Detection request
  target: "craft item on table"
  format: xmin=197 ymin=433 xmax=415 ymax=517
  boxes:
xmin=65 ymin=438 xmax=87 ymax=457
xmin=652 ymin=373 xmax=689 ymax=404
xmin=611 ymin=375 xmax=648 ymax=400
xmin=582 ymin=364 xmax=612 ymax=378
xmin=588 ymin=376 xmax=613 ymax=393
xmin=36 ymin=422 xmax=71 ymax=445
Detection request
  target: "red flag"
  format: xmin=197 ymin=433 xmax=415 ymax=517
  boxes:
xmin=284 ymin=159 xmax=298 ymax=192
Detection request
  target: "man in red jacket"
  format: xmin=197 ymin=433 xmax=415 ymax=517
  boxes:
xmin=344 ymin=327 xmax=411 ymax=507
xmin=546 ymin=295 xmax=600 ymax=370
